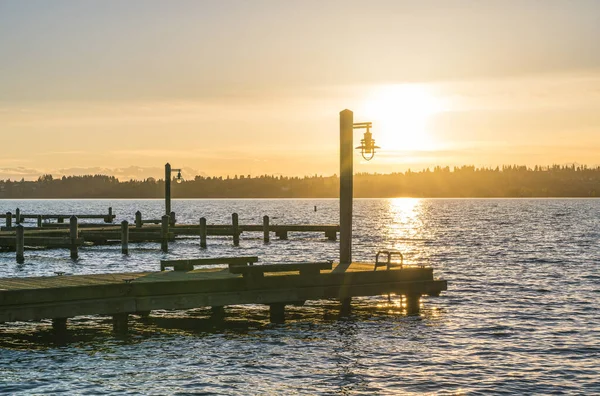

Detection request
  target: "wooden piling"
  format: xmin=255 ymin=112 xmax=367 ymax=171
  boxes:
xmin=276 ymin=230 xmax=288 ymax=240
xmin=121 ymin=220 xmax=129 ymax=255
xmin=263 ymin=215 xmax=270 ymax=243
xmin=340 ymin=109 xmax=353 ymax=264
xmin=37 ymin=215 xmax=42 ymax=228
xmin=135 ymin=211 xmax=142 ymax=228
xmin=161 ymin=215 xmax=169 ymax=252
xmin=211 ymin=306 xmax=225 ymax=320
xmin=340 ymin=297 xmax=352 ymax=316
xmin=405 ymin=294 xmax=420 ymax=315
xmin=199 ymin=217 xmax=207 ymax=248
xmin=5 ymin=212 xmax=11 ymax=228
xmin=326 ymin=230 xmax=337 ymax=241
xmin=58 ymin=216 xmax=64 ymax=224
xmin=16 ymin=224 xmax=24 ymax=264
xmin=269 ymin=303 xmax=285 ymax=323
xmin=15 ymin=208 xmax=20 ymax=224
xmin=107 ymin=207 xmax=113 ymax=223
xmin=52 ymin=318 xmax=67 ymax=336
xmin=112 ymin=313 xmax=129 ymax=334
xmin=69 ymin=216 xmax=78 ymax=260
xmin=170 ymin=211 xmax=176 ymax=226
xmin=232 ymin=213 xmax=239 ymax=246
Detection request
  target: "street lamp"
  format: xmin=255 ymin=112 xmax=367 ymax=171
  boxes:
xmin=339 ymin=110 xmax=379 ymax=265
xmin=353 ymin=122 xmax=380 ymax=161
xmin=165 ymin=163 xmax=183 ymax=216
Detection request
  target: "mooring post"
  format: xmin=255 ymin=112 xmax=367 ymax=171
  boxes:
xmin=263 ymin=215 xmax=270 ymax=243
xmin=112 ymin=313 xmax=129 ymax=334
xmin=405 ymin=294 xmax=421 ymax=315
xmin=69 ymin=216 xmax=79 ymax=260
xmin=16 ymin=224 xmax=24 ymax=264
xmin=135 ymin=211 xmax=142 ymax=228
xmin=5 ymin=212 xmax=11 ymax=228
xmin=121 ymin=220 xmax=129 ymax=255
xmin=15 ymin=208 xmax=20 ymax=224
xmin=232 ymin=212 xmax=239 ymax=246
xmin=165 ymin=162 xmax=171 ymax=216
xmin=107 ymin=207 xmax=113 ymax=223
xmin=58 ymin=216 xmax=64 ymax=224
xmin=199 ymin=217 xmax=207 ymax=248
xmin=269 ymin=303 xmax=285 ymax=323
xmin=170 ymin=211 xmax=176 ymax=226
xmin=37 ymin=215 xmax=42 ymax=228
xmin=340 ymin=109 xmax=353 ymax=265
xmin=161 ymin=214 xmax=169 ymax=252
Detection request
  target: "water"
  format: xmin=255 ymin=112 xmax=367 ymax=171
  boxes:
xmin=1 ymin=198 xmax=599 ymax=394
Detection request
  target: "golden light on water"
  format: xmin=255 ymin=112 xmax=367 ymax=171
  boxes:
xmin=385 ymin=198 xmax=430 ymax=265
xmin=360 ymin=84 xmax=446 ymax=152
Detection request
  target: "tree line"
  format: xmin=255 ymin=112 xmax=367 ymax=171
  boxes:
xmin=0 ymin=165 xmax=599 ymax=198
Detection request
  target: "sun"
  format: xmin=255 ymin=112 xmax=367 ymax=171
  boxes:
xmin=360 ymin=84 xmax=444 ymax=152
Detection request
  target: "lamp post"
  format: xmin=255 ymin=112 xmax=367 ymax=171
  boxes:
xmin=165 ymin=163 xmax=183 ymax=217
xmin=339 ymin=110 xmax=379 ymax=265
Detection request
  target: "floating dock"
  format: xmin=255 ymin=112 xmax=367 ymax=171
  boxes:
xmin=0 ymin=259 xmax=447 ymax=334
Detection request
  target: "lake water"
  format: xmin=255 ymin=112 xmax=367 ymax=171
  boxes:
xmin=1 ymin=198 xmax=599 ymax=394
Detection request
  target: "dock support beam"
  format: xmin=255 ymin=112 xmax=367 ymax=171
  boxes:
xmin=340 ymin=109 xmax=353 ymax=264
xmin=340 ymin=297 xmax=352 ymax=317
xmin=325 ymin=230 xmax=337 ymax=241
xmin=16 ymin=224 xmax=24 ymax=264
xmin=69 ymin=216 xmax=78 ymax=260
xmin=211 ymin=306 xmax=225 ymax=320
xmin=112 ymin=313 xmax=129 ymax=334
xmin=405 ymin=294 xmax=421 ymax=315
xmin=232 ymin=213 xmax=239 ymax=246
xmin=161 ymin=215 xmax=169 ymax=253
xmin=199 ymin=217 xmax=207 ymax=248
xmin=263 ymin=215 xmax=270 ymax=243
xmin=121 ymin=220 xmax=129 ymax=255
xmin=269 ymin=303 xmax=285 ymax=323
xmin=276 ymin=230 xmax=288 ymax=240
xmin=52 ymin=318 xmax=68 ymax=336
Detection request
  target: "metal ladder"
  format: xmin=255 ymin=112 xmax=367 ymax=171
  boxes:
xmin=374 ymin=250 xmax=404 ymax=271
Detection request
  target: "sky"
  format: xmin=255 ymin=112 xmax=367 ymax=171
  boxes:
xmin=1 ymin=0 xmax=599 ymax=180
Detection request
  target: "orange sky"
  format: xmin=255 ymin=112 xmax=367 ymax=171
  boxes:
xmin=1 ymin=1 xmax=599 ymax=180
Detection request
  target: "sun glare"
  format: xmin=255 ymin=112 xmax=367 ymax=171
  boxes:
xmin=360 ymin=84 xmax=445 ymax=152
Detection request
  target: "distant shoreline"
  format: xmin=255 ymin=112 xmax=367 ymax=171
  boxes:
xmin=2 ymin=165 xmax=599 ymax=199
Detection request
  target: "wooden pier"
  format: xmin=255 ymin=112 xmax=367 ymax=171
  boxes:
xmin=0 ymin=212 xmax=340 ymax=262
xmin=0 ymin=259 xmax=447 ymax=332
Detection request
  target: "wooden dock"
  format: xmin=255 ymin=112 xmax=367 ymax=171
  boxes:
xmin=0 ymin=214 xmax=340 ymax=263
xmin=0 ymin=260 xmax=447 ymax=332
